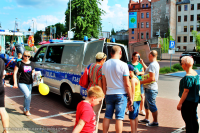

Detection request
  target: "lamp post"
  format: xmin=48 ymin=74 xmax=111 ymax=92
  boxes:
xmin=32 ymin=20 xmax=34 ymax=35
xmin=68 ymin=0 xmax=71 ymax=40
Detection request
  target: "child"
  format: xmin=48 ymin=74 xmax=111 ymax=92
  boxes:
xmin=15 ymin=53 xmax=22 ymax=63
xmin=128 ymin=64 xmax=141 ymax=133
xmin=73 ymin=86 xmax=104 ymax=133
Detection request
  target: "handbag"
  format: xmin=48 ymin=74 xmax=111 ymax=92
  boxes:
xmin=79 ymin=64 xmax=92 ymax=88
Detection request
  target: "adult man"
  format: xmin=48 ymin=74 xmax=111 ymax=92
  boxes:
xmin=102 ymin=46 xmax=133 ymax=133
xmin=139 ymin=50 xmax=160 ymax=127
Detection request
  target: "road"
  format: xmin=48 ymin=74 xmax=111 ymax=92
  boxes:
xmin=5 ymin=74 xmax=194 ymax=133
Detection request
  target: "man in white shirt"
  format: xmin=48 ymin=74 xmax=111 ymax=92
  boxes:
xmin=102 ymin=46 xmax=133 ymax=133
xmin=139 ymin=50 xmax=160 ymax=127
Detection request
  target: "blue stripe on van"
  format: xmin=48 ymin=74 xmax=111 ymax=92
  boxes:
xmin=35 ymin=68 xmax=81 ymax=85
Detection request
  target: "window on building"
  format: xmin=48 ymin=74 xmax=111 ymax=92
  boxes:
xmin=141 ymin=33 xmax=144 ymax=39
xmin=197 ymin=14 xmax=200 ymax=21
xmin=190 ymin=25 xmax=194 ymax=32
xmin=184 ymin=5 xmax=188 ymax=11
xmin=198 ymin=3 xmax=200 ymax=10
xmin=138 ymin=23 xmax=139 ymax=28
xmin=146 ymin=22 xmax=149 ymax=28
xmin=132 ymin=29 xmax=134 ymax=34
xmin=178 ymin=0 xmax=181 ymax=2
xmin=132 ymin=37 xmax=134 ymax=39
xmin=178 ymin=5 xmax=181 ymax=11
xmin=146 ymin=32 xmax=149 ymax=39
xmin=191 ymin=15 xmax=194 ymax=21
xmin=183 ymin=46 xmax=187 ymax=49
xmin=146 ymin=12 xmax=149 ymax=18
xmin=184 ymin=26 xmax=187 ymax=32
xmin=146 ymin=4 xmax=148 ymax=7
xmin=133 ymin=6 xmax=135 ymax=9
xmin=184 ymin=36 xmax=187 ymax=42
xmin=190 ymin=36 xmax=193 ymax=42
xmin=142 ymin=4 xmax=144 ymax=8
xmin=184 ymin=15 xmax=187 ymax=21
xmin=141 ymin=13 xmax=144 ymax=18
xmin=138 ymin=33 xmax=139 ymax=39
xmin=197 ymin=25 xmax=200 ymax=31
xmin=191 ymin=4 xmax=194 ymax=10
xmin=178 ymin=36 xmax=181 ymax=42
xmin=141 ymin=22 xmax=144 ymax=28
xmin=177 ymin=46 xmax=181 ymax=49
xmin=178 ymin=16 xmax=181 ymax=22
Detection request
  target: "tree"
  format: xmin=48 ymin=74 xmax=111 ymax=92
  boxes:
xmin=65 ymin=0 xmax=105 ymax=40
xmin=111 ymin=28 xmax=116 ymax=35
xmin=192 ymin=30 xmax=200 ymax=52
xmin=54 ymin=23 xmax=66 ymax=38
xmin=34 ymin=30 xmax=43 ymax=44
xmin=45 ymin=26 xmax=50 ymax=40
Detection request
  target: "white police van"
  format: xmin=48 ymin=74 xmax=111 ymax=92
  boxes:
xmin=32 ymin=37 xmax=129 ymax=108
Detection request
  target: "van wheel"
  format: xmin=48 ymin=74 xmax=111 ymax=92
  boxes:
xmin=61 ymin=88 xmax=74 ymax=108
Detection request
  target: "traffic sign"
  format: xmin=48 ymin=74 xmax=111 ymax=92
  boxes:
xmin=169 ymin=41 xmax=175 ymax=49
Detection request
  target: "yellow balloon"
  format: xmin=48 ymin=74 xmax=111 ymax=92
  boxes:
xmin=39 ymin=83 xmax=49 ymax=95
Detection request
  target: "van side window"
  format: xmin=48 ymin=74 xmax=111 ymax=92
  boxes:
xmin=35 ymin=46 xmax=47 ymax=62
xmin=62 ymin=46 xmax=82 ymax=65
xmin=45 ymin=46 xmax=64 ymax=63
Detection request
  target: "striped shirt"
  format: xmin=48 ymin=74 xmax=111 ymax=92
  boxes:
xmin=88 ymin=63 xmax=102 ymax=89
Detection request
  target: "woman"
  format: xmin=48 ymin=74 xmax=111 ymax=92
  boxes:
xmin=0 ymin=58 xmax=9 ymax=133
xmin=87 ymin=52 xmax=107 ymax=133
xmin=13 ymin=51 xmax=35 ymax=116
xmin=177 ymin=56 xmax=199 ymax=133
xmin=127 ymin=52 xmax=145 ymax=116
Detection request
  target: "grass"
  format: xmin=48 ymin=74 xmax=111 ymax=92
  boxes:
xmin=160 ymin=63 xmax=198 ymax=74
xmin=25 ymin=45 xmax=41 ymax=51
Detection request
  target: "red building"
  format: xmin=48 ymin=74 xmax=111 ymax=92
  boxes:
xmin=128 ymin=0 xmax=151 ymax=44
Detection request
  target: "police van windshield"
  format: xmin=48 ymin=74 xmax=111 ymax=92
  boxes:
xmin=103 ymin=44 xmax=127 ymax=63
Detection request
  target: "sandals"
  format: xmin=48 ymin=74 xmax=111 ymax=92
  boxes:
xmin=23 ymin=111 xmax=31 ymax=116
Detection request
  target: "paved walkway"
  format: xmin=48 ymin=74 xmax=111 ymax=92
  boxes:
xmin=166 ymin=70 xmax=200 ymax=77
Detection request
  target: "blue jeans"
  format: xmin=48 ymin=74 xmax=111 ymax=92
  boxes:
xmin=144 ymin=88 xmax=158 ymax=112
xmin=18 ymin=83 xmax=32 ymax=111
xmin=129 ymin=101 xmax=141 ymax=120
xmin=105 ymin=94 xmax=127 ymax=120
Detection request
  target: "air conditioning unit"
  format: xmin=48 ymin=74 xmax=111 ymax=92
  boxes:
xmin=156 ymin=32 xmax=159 ymax=36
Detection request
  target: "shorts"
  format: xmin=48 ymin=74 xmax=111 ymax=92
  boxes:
xmin=144 ymin=88 xmax=158 ymax=112
xmin=140 ymin=84 xmax=144 ymax=94
xmin=105 ymin=94 xmax=127 ymax=120
xmin=129 ymin=101 xmax=141 ymax=120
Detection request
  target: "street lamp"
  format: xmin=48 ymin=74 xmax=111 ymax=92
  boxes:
xmin=32 ymin=20 xmax=34 ymax=35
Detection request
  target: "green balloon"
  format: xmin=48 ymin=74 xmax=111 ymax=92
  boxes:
xmin=131 ymin=18 xmax=135 ymax=23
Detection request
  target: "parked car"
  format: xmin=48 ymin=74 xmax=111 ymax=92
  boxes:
xmin=180 ymin=52 xmax=200 ymax=64
xmin=31 ymin=38 xmax=129 ymax=108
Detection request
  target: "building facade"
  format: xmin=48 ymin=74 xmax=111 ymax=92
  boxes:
xmin=176 ymin=0 xmax=200 ymax=51
xmin=128 ymin=0 xmax=151 ymax=44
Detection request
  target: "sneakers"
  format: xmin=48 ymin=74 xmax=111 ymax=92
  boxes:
xmin=138 ymin=119 xmax=150 ymax=124
xmin=146 ymin=122 xmax=159 ymax=127
xmin=139 ymin=110 xmax=146 ymax=116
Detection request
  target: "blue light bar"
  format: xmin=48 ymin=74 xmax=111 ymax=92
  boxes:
xmin=0 ymin=29 xmax=5 ymax=32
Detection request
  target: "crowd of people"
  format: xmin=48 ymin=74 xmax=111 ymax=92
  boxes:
xmin=0 ymin=44 xmax=199 ymax=133
xmin=73 ymin=46 xmax=200 ymax=133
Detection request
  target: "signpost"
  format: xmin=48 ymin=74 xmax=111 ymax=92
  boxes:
xmin=169 ymin=41 xmax=175 ymax=71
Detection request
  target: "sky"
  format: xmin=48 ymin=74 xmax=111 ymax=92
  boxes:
xmin=0 ymin=0 xmax=139 ymax=34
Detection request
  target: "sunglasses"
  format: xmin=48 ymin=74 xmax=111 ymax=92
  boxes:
xmin=23 ymin=55 xmax=31 ymax=58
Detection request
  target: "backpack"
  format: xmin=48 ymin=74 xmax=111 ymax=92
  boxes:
xmin=79 ymin=64 xmax=92 ymax=88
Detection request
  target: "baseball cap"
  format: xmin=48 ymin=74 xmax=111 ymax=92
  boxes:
xmin=128 ymin=64 xmax=134 ymax=71
xmin=95 ymin=52 xmax=107 ymax=60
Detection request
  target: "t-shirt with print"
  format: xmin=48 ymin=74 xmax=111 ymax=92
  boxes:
xmin=16 ymin=61 xmax=35 ymax=84
xmin=88 ymin=63 xmax=102 ymax=89
xmin=102 ymin=59 xmax=129 ymax=95
xmin=127 ymin=62 xmax=143 ymax=80
xmin=74 ymin=101 xmax=96 ymax=133
xmin=143 ymin=61 xmax=160 ymax=90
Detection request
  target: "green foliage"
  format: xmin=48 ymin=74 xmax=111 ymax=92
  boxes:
xmin=111 ymin=28 xmax=116 ymax=35
xmin=116 ymin=40 xmax=128 ymax=46
xmin=45 ymin=26 xmax=50 ymax=39
xmin=192 ymin=30 xmax=200 ymax=52
xmin=34 ymin=30 xmax=43 ymax=43
xmin=54 ymin=23 xmax=66 ymax=38
xmin=172 ymin=63 xmax=183 ymax=71
xmin=24 ymin=45 xmax=41 ymax=51
xmin=161 ymin=36 xmax=174 ymax=53
xmin=65 ymin=0 xmax=105 ymax=40
xmin=160 ymin=67 xmax=171 ymax=74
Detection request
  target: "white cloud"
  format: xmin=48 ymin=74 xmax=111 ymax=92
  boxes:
xmin=99 ymin=0 xmax=128 ymax=31
xmin=3 ymin=6 xmax=14 ymax=9
xmin=21 ymin=15 xmax=60 ymax=31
